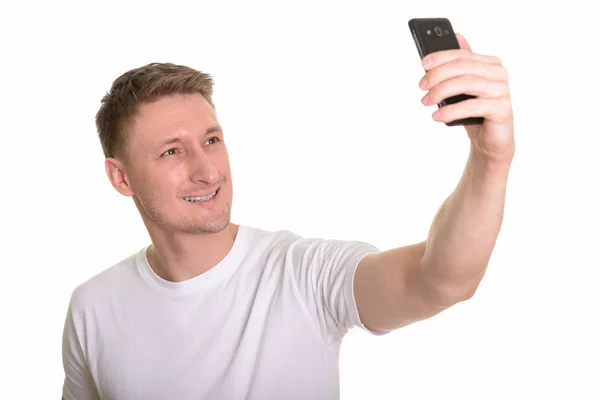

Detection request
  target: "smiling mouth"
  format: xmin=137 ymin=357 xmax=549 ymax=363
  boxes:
xmin=184 ymin=190 xmax=217 ymax=202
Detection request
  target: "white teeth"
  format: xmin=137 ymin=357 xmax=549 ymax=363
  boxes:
xmin=184 ymin=192 xmax=216 ymax=202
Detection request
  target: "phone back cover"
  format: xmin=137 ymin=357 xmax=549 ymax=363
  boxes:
xmin=409 ymin=18 xmax=459 ymax=57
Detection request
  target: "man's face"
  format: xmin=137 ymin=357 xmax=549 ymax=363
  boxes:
xmin=114 ymin=93 xmax=233 ymax=235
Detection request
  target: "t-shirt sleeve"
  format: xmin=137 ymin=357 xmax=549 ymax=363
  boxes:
xmin=288 ymin=236 xmax=382 ymax=344
xmin=62 ymin=290 xmax=100 ymax=400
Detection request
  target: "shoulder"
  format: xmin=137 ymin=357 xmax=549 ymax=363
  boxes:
xmin=242 ymin=224 xmax=378 ymax=263
xmin=68 ymin=248 xmax=144 ymax=312
xmin=241 ymin=224 xmax=302 ymax=250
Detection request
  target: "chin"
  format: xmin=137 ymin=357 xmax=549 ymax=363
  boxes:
xmin=177 ymin=213 xmax=231 ymax=235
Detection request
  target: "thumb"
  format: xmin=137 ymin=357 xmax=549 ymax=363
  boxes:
xmin=455 ymin=32 xmax=472 ymax=52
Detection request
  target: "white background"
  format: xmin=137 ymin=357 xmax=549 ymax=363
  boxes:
xmin=1 ymin=0 xmax=598 ymax=399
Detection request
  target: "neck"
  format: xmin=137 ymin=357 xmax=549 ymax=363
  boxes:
xmin=146 ymin=223 xmax=239 ymax=282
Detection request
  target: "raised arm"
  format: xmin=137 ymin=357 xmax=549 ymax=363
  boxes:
xmin=354 ymin=33 xmax=514 ymax=333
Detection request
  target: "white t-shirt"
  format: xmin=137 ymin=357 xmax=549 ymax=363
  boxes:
xmin=62 ymin=225 xmax=380 ymax=399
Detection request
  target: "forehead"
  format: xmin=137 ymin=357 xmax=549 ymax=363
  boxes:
xmin=129 ymin=93 xmax=218 ymax=146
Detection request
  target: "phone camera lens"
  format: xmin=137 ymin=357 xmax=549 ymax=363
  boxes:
xmin=434 ymin=26 xmax=443 ymax=37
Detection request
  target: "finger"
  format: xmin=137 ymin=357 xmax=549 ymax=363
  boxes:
xmin=422 ymin=75 xmax=509 ymax=105
xmin=420 ymin=58 xmax=508 ymax=90
xmin=432 ymin=96 xmax=513 ymax=124
xmin=423 ymin=49 xmax=502 ymax=70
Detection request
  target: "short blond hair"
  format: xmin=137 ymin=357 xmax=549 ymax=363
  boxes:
xmin=95 ymin=62 xmax=215 ymax=159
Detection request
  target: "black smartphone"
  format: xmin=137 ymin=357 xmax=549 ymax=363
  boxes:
xmin=408 ymin=18 xmax=483 ymax=126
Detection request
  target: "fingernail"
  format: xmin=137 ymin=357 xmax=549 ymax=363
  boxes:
xmin=422 ymin=57 xmax=433 ymax=68
xmin=421 ymin=93 xmax=430 ymax=105
xmin=432 ymin=110 xmax=441 ymax=119
xmin=419 ymin=77 xmax=428 ymax=89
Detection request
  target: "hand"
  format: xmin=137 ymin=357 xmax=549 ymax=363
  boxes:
xmin=419 ymin=33 xmax=515 ymax=165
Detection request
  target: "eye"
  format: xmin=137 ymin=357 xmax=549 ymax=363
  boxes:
xmin=162 ymin=148 xmax=178 ymax=156
xmin=205 ymin=137 xmax=221 ymax=146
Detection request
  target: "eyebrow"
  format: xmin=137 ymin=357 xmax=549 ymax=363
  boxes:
xmin=157 ymin=125 xmax=222 ymax=148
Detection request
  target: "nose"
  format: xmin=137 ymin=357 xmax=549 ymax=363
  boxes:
xmin=188 ymin=150 xmax=219 ymax=185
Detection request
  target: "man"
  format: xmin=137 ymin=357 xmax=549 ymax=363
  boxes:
xmin=62 ymin=32 xmax=514 ymax=399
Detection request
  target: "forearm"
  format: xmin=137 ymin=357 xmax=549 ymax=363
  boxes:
xmin=421 ymin=144 xmax=513 ymax=305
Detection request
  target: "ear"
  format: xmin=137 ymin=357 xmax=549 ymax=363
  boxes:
xmin=455 ymin=32 xmax=472 ymax=52
xmin=105 ymin=157 xmax=135 ymax=197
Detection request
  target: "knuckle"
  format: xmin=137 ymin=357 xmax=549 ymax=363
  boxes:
xmin=493 ymin=80 xmax=510 ymax=97
xmin=502 ymin=97 xmax=513 ymax=114
xmin=467 ymin=75 xmax=483 ymax=86
xmin=497 ymin=97 xmax=513 ymax=120
xmin=498 ymin=65 xmax=509 ymax=81
xmin=457 ymin=58 xmax=472 ymax=69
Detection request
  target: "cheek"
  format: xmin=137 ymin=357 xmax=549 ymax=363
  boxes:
xmin=134 ymin=167 xmax=181 ymax=196
xmin=164 ymin=167 xmax=184 ymax=183
xmin=215 ymin=150 xmax=232 ymax=176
